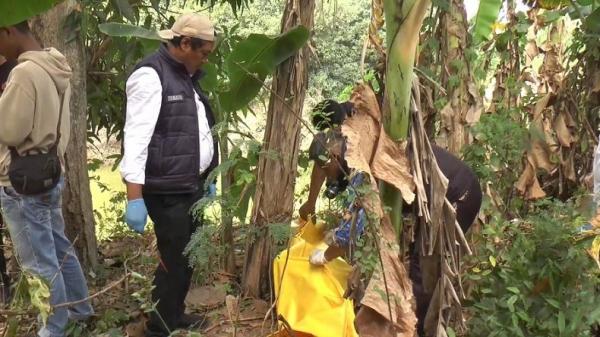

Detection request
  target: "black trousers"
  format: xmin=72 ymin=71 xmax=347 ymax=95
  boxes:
xmin=0 ymin=213 xmax=9 ymax=288
xmin=143 ymin=189 xmax=204 ymax=337
xmin=411 ymin=177 xmax=482 ymax=336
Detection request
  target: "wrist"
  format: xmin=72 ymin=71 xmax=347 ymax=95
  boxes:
xmin=126 ymin=182 xmax=143 ymax=201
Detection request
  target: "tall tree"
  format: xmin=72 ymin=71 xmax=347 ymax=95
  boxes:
xmin=437 ymin=0 xmax=481 ymax=154
xmin=242 ymin=0 xmax=316 ymax=298
xmin=30 ymin=0 xmax=98 ymax=269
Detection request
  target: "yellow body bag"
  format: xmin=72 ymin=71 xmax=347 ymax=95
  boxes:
xmin=271 ymin=220 xmax=359 ymax=337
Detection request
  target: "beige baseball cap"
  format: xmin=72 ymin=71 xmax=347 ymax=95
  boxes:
xmin=158 ymin=13 xmax=215 ymax=42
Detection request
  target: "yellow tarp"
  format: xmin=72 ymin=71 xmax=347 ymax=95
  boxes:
xmin=272 ymin=220 xmax=359 ymax=337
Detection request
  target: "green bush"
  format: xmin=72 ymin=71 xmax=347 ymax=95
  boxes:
xmin=465 ymin=199 xmax=600 ymax=337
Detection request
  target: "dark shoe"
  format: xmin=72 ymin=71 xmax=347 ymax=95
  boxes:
xmin=177 ymin=313 xmax=209 ymax=330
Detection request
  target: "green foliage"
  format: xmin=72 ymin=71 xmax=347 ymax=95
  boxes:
xmin=584 ymin=7 xmax=600 ymax=33
xmin=465 ymin=199 xmax=600 ymax=336
xmin=130 ymin=270 xmax=157 ymax=314
xmin=0 ymin=0 xmax=61 ymax=27
xmin=219 ymin=25 xmax=310 ymax=112
xmin=88 ymin=161 xmax=132 ymax=240
xmin=26 ymin=275 xmax=52 ymax=325
xmin=311 ymin=1 xmax=374 ymax=99
xmin=88 ymin=308 xmax=130 ymax=333
xmin=269 ymin=222 xmax=292 ymax=253
xmin=185 ymin=222 xmax=226 ymax=280
xmin=5 ymin=272 xmax=52 ymax=334
xmin=97 ymin=22 xmax=162 ymax=40
xmin=472 ymin=0 xmax=503 ymax=42
xmin=463 ymin=109 xmax=528 ymax=208
xmin=85 ymin=0 xmax=162 ymax=144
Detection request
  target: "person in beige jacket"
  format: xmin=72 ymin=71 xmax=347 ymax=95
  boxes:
xmin=0 ymin=21 xmax=93 ymax=337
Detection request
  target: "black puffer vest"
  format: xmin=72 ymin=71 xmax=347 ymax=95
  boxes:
xmin=133 ymin=44 xmax=219 ymax=194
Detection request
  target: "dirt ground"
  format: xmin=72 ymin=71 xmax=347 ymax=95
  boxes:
xmin=0 ymin=233 xmax=281 ymax=337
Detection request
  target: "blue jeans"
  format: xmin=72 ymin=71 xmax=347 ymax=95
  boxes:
xmin=0 ymin=178 xmax=93 ymax=337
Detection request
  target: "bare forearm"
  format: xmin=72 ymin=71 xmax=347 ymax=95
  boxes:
xmin=307 ymin=164 xmax=326 ymax=204
xmin=324 ymin=245 xmax=345 ymax=261
xmin=126 ymin=182 xmax=143 ymax=201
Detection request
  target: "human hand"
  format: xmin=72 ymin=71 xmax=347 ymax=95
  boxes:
xmin=207 ymin=183 xmax=217 ymax=198
xmin=309 ymin=249 xmax=328 ymax=266
xmin=125 ymin=198 xmax=148 ymax=234
xmin=299 ymin=202 xmax=316 ymax=222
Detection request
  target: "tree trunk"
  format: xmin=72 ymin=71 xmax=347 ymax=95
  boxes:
xmin=242 ymin=0 xmax=315 ymax=299
xmin=30 ymin=0 xmax=98 ymax=270
xmin=436 ymin=0 xmax=481 ymax=154
xmin=490 ymin=2 xmax=520 ymax=112
xmin=220 ymin=138 xmax=236 ymax=274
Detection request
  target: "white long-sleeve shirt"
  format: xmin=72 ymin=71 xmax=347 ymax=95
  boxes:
xmin=120 ymin=67 xmax=214 ymax=185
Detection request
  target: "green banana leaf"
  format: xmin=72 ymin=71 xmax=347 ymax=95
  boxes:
xmin=472 ymin=0 xmax=503 ymax=43
xmin=219 ymin=25 xmax=309 ymax=112
xmin=585 ymin=7 xmax=600 ymax=33
xmin=98 ymin=23 xmax=161 ymax=40
xmin=0 ymin=0 xmax=61 ymax=27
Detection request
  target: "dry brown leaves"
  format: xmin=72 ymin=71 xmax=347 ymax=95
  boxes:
xmin=410 ymin=83 xmax=470 ymax=337
xmin=342 ymin=84 xmax=418 ymax=337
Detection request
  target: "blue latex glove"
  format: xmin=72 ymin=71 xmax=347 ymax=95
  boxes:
xmin=207 ymin=183 xmax=217 ymax=198
xmin=577 ymin=222 xmax=594 ymax=233
xmin=125 ymin=198 xmax=147 ymax=234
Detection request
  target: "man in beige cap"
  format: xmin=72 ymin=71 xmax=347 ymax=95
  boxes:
xmin=120 ymin=13 xmax=219 ymax=336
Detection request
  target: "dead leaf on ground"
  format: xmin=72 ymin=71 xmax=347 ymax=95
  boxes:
xmin=246 ymin=299 xmax=270 ymax=318
xmin=125 ymin=318 xmax=147 ymax=337
xmin=185 ymin=285 xmax=227 ymax=310
xmin=101 ymin=240 xmax=132 ymax=258
xmin=225 ymin=295 xmax=239 ymax=321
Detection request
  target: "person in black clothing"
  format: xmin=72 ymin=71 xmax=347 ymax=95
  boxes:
xmin=302 ymin=99 xmax=482 ymax=337
xmin=0 ymin=55 xmax=16 ymax=305
xmin=409 ymin=144 xmax=481 ymax=337
xmin=120 ymin=14 xmax=219 ymax=337
xmin=305 ymin=99 xmax=482 ymax=232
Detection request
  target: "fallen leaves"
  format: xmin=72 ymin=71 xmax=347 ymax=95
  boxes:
xmin=185 ymin=285 xmax=228 ymax=311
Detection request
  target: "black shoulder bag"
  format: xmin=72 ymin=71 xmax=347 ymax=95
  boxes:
xmin=8 ymin=91 xmax=64 ymax=195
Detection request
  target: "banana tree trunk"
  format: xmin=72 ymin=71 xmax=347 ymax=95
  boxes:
xmin=242 ymin=0 xmax=315 ymax=299
xmin=381 ymin=0 xmax=431 ymax=234
xmin=437 ymin=0 xmax=481 ymax=153
xmin=490 ymin=1 xmax=520 ymax=111
xmin=219 ymin=138 xmax=236 ymax=274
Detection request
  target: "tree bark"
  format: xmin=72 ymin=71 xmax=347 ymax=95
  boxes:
xmin=30 ymin=0 xmax=98 ymax=270
xmin=220 ymin=138 xmax=236 ymax=274
xmin=242 ymin=0 xmax=315 ymax=299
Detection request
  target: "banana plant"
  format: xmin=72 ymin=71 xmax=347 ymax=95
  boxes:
xmin=381 ymin=0 xmax=431 ymax=233
xmin=472 ymin=0 xmax=504 ymax=43
xmin=0 ymin=0 xmax=61 ymax=27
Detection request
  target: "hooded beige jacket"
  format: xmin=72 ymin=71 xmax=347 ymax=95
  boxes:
xmin=0 ymin=48 xmax=72 ymax=186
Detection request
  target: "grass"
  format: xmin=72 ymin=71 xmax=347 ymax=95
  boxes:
xmin=90 ymin=166 xmax=124 ymax=209
xmin=89 ymin=166 xmax=127 ymax=241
